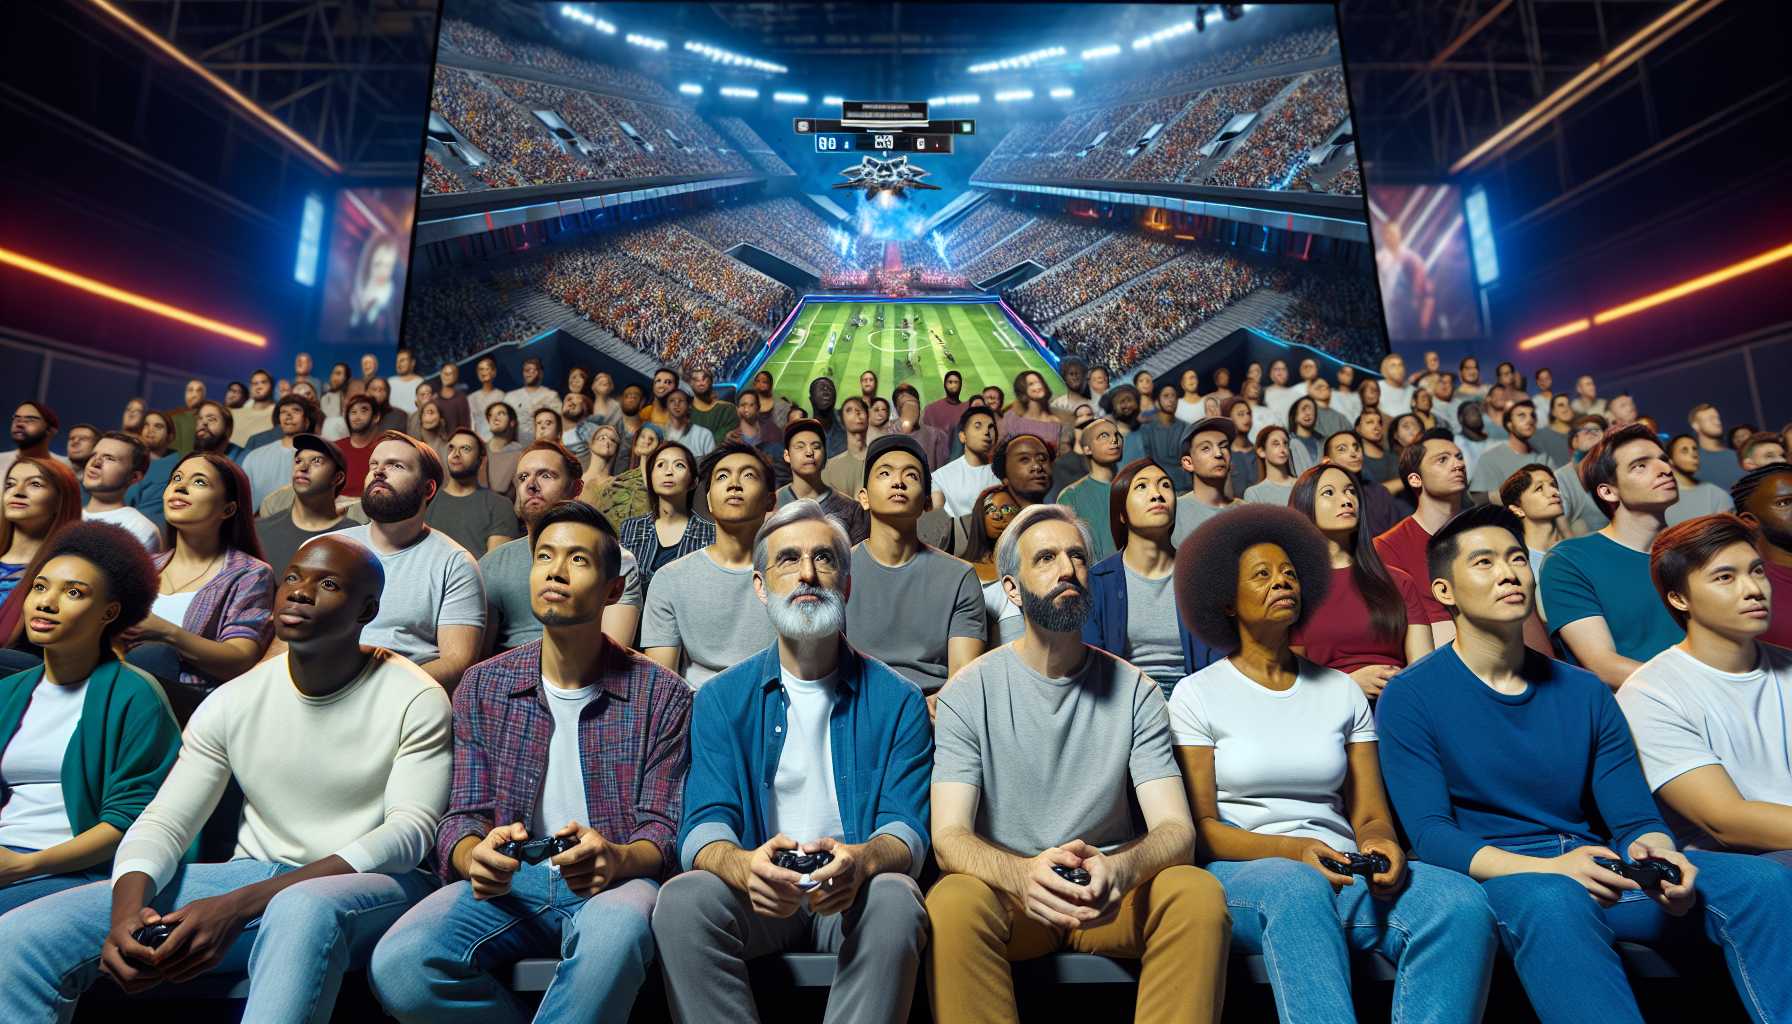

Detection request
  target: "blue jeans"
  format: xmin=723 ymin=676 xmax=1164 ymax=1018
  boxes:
xmin=369 ymin=862 xmax=659 ymax=1024
xmin=0 ymin=846 xmax=107 ymax=918
xmin=1207 ymin=857 xmax=1495 ymax=1024
xmin=0 ymin=858 xmax=435 ymax=1024
xmin=1482 ymin=845 xmax=1792 ymax=1023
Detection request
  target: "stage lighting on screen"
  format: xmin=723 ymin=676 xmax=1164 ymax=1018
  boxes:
xmin=823 ymin=95 xmax=845 ymax=106
xmin=1082 ymin=43 xmax=1121 ymax=60
xmin=1465 ymin=187 xmax=1500 ymax=286
xmin=1049 ymin=86 xmax=1074 ymax=99
xmin=678 ymin=83 xmax=703 ymax=95
xmin=995 ymin=89 xmax=1033 ymax=102
xmin=773 ymin=91 xmax=809 ymax=104
xmin=720 ymin=86 xmax=758 ymax=99
xmin=294 ymin=193 xmax=324 ymax=287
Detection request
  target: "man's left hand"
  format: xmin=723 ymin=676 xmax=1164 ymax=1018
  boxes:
xmin=551 ymin=822 xmax=617 ymax=898
xmin=145 ymin=892 xmax=252 ymax=984
xmin=805 ymin=838 xmax=867 ymax=916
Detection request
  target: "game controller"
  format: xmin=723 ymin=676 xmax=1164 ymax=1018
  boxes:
xmin=132 ymin=923 xmax=173 ymax=949
xmin=496 ymin=835 xmax=578 ymax=864
xmin=1052 ymin=864 xmax=1092 ymax=886
xmin=1319 ymin=851 xmax=1393 ymax=878
xmin=772 ymin=850 xmax=834 ymax=875
xmin=1594 ymin=856 xmax=1683 ymax=890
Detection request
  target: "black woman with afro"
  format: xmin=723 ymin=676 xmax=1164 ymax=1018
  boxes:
xmin=1164 ymin=503 xmax=1498 ymax=1024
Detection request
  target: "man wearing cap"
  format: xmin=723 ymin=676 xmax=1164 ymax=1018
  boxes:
xmin=777 ymin=418 xmax=868 ymax=544
xmin=643 ymin=443 xmax=779 ymax=686
xmin=847 ymin=434 xmax=986 ymax=718
xmin=254 ymin=433 xmax=368 ymax=570
xmin=238 ymin=394 xmax=325 ymax=508
xmin=1171 ymin=417 xmax=1243 ymax=546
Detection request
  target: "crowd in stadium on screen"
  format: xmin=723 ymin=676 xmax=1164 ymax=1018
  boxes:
xmin=1116 ymin=76 xmax=1293 ymax=183
xmin=399 ymin=270 xmax=543 ymax=373
xmin=615 ymin=224 xmax=795 ymax=326
xmin=1007 ymin=233 xmax=1184 ymax=322
xmin=1052 ymin=249 xmax=1270 ymax=369
xmin=438 ymin=17 xmax=678 ymax=105
xmin=430 ymin=66 xmax=599 ymax=189
xmin=680 ymin=198 xmax=858 ymax=277
xmin=957 ymin=216 xmax=1109 ymax=281
xmin=1205 ymin=68 xmax=1353 ymax=190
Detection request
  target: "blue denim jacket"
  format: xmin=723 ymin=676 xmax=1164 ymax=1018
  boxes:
xmin=677 ymin=641 xmax=933 ymax=877
xmin=1081 ymin=553 xmax=1220 ymax=675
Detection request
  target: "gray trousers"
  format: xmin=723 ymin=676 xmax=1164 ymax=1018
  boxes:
xmin=651 ymin=870 xmax=928 ymax=1024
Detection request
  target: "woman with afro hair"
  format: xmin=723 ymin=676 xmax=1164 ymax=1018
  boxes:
xmin=0 ymin=521 xmax=182 ymax=915
xmin=1167 ymin=504 xmax=1497 ymax=1024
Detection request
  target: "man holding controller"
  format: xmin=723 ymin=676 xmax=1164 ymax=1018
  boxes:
xmin=1376 ymin=504 xmax=1792 ymax=1023
xmin=653 ymin=499 xmax=932 ymax=1024
xmin=926 ymin=503 xmax=1232 ymax=1024
xmin=371 ymin=501 xmax=692 ymax=1024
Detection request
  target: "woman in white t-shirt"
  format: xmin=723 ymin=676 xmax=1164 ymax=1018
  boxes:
xmin=1169 ymin=504 xmax=1496 ymax=1024
xmin=0 ymin=522 xmax=181 ymax=915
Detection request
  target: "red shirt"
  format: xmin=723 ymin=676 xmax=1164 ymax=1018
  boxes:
xmin=1764 ymin=561 xmax=1792 ymax=648
xmin=1293 ymin=566 xmax=1430 ymax=674
xmin=1374 ymin=516 xmax=1452 ymax=623
xmin=336 ymin=436 xmax=375 ymax=497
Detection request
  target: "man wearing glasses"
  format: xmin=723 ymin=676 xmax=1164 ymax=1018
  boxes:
xmin=1556 ymin=415 xmax=1611 ymax=536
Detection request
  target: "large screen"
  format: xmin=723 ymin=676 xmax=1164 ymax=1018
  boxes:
xmin=320 ymin=187 xmax=414 ymax=347
xmin=1367 ymin=183 xmax=1480 ymax=341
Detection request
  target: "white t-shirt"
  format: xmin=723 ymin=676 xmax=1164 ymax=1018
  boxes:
xmin=767 ymin=668 xmax=845 ymax=845
xmin=1174 ymin=398 xmax=1205 ymax=425
xmin=536 ymin=679 xmax=599 ymax=833
xmin=84 ymin=507 xmax=162 ymax=553
xmin=1379 ymin=383 xmax=1413 ymax=417
xmin=1168 ymin=656 xmax=1377 ymax=852
xmin=388 ymin=376 xmax=422 ymax=414
xmin=151 ymin=590 xmax=200 ymax=627
xmin=1618 ymin=644 xmax=1792 ymax=848
xmin=0 ymin=677 xmax=87 ymax=851
xmin=330 ymin=525 xmax=486 ymax=664
xmin=933 ymin=457 xmax=998 ymax=518
xmin=1264 ymin=384 xmax=1304 ymax=425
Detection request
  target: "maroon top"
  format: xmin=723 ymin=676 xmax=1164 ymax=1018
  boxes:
xmin=1293 ymin=565 xmax=1430 ymax=675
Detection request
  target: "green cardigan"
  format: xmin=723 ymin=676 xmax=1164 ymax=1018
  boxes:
xmin=0 ymin=658 xmax=182 ymax=842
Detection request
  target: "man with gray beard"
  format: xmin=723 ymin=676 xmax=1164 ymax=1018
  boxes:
xmin=653 ymin=500 xmax=933 ymax=1024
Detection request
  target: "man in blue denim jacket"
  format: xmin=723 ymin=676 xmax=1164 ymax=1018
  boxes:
xmin=652 ymin=499 xmax=933 ymax=1024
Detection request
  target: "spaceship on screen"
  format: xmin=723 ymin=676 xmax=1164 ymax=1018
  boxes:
xmin=832 ymin=155 xmax=940 ymax=197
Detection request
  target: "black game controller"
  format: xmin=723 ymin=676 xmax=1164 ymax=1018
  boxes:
xmin=772 ymin=850 xmax=835 ymax=875
xmin=496 ymin=835 xmax=579 ymax=864
xmin=1594 ymin=856 xmax=1683 ymax=891
xmin=132 ymin=923 xmax=173 ymax=948
xmin=1052 ymin=864 xmax=1092 ymax=886
xmin=1319 ymin=851 xmax=1393 ymax=878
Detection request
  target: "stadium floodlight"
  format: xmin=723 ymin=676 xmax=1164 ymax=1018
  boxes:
xmin=822 ymin=95 xmax=845 ymax=106
xmin=559 ymin=6 xmax=615 ymax=33
xmin=678 ymin=83 xmax=703 ymax=95
xmin=720 ymin=86 xmax=759 ymax=99
xmin=683 ymin=40 xmax=787 ymax=74
xmin=625 ymin=33 xmax=667 ymax=51
xmin=1081 ymin=43 xmax=1121 ymax=60
xmin=773 ymin=91 xmax=808 ymax=103
xmin=968 ymin=45 xmax=1066 ymax=74
xmin=1049 ymin=86 xmax=1074 ymax=99
xmin=927 ymin=94 xmax=980 ymax=107
xmin=995 ymin=88 xmax=1034 ymax=102
xmin=1133 ymin=19 xmax=1196 ymax=49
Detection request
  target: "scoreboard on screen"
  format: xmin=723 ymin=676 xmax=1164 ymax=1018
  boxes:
xmin=794 ymin=100 xmax=974 ymax=155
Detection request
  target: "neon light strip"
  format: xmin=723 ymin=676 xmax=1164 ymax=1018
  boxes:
xmin=83 ymin=0 xmax=342 ymax=173
xmin=0 ymin=246 xmax=267 ymax=347
xmin=1515 ymin=319 xmax=1590 ymax=351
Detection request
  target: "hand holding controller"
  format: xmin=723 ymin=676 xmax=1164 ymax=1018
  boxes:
xmin=1319 ymin=851 xmax=1393 ymax=878
xmin=1594 ymin=856 xmax=1683 ymax=891
xmin=772 ymin=849 xmax=834 ymax=890
xmin=497 ymin=835 xmax=579 ymax=865
xmin=1052 ymin=864 xmax=1091 ymax=886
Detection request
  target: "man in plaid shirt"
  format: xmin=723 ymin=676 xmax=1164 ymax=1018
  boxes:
xmin=371 ymin=501 xmax=692 ymax=1024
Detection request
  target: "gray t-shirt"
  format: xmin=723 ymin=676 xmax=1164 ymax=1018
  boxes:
xmin=425 ymin=488 xmax=520 ymax=559
xmin=332 ymin=524 xmax=486 ymax=664
xmin=933 ymin=645 xmax=1179 ymax=854
xmin=1665 ymin=481 xmax=1735 ymax=526
xmin=1530 ymin=427 xmax=1572 ymax=468
xmin=845 ymin=544 xmax=986 ymax=692
xmin=1468 ymin=442 xmax=1541 ymax=498
xmin=640 ymin=549 xmax=773 ymax=687
xmin=1242 ymin=480 xmax=1293 ymax=507
xmin=1123 ymin=567 xmax=1183 ymax=699
xmin=1171 ymin=494 xmax=1242 ymax=546
xmin=480 ymin=536 xmax=643 ymax=651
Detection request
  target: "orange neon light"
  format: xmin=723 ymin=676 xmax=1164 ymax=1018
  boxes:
xmin=1516 ymin=319 xmax=1590 ymax=351
xmin=1515 ymin=239 xmax=1792 ymax=351
xmin=0 ymin=246 xmax=268 ymax=347
xmin=1593 ymin=241 xmax=1792 ymax=325
xmin=83 ymin=0 xmax=342 ymax=174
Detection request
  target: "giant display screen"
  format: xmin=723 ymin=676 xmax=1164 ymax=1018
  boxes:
xmin=320 ymin=187 xmax=414 ymax=346
xmin=1368 ymin=183 xmax=1481 ymax=341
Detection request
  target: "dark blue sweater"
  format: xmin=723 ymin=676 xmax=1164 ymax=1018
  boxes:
xmin=1376 ymin=644 xmax=1667 ymax=875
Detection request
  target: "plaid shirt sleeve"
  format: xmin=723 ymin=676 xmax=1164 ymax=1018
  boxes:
xmin=434 ymin=663 xmax=499 ymax=881
xmin=212 ymin=556 xmax=275 ymax=645
xmin=622 ymin=662 xmax=693 ymax=878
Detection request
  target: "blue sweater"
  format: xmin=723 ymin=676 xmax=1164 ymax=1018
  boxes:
xmin=1376 ymin=644 xmax=1667 ymax=875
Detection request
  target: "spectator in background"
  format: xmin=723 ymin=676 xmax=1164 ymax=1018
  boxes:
xmin=1571 ymin=374 xmax=1606 ymax=417
xmin=123 ymin=411 xmax=177 ymax=527
xmin=933 ymin=407 xmax=999 ymax=518
xmin=1731 ymin=463 xmax=1792 ymax=647
xmin=559 ymin=393 xmax=592 ymax=466
xmin=1172 ymin=418 xmax=1243 ymax=546
xmin=360 ymin=353 xmax=380 ymax=389
xmin=1689 ymin=403 xmax=1744 ymax=491
xmin=122 ymin=453 xmax=273 ymax=721
xmin=433 ymin=360 xmax=471 ymax=434
xmin=119 ymin=398 xmax=147 ymax=437
xmin=1357 ymin=409 xmax=1398 ymax=486
xmin=609 ymin=383 xmax=651 ymax=474
xmin=1243 ymin=425 xmax=1298 ymax=506
xmin=587 ymin=369 xmax=623 ymax=429
xmin=254 ymin=434 xmax=365 ymax=573
xmin=1289 ymin=464 xmax=1436 ymax=699
xmin=485 ymin=402 xmax=526 ymax=501
xmin=388 ymin=347 xmax=424 ymax=413
xmin=820 ymin=396 xmax=870 ymax=498
xmin=1607 ymin=393 xmax=1640 ymax=429
xmin=1058 ymin=417 xmax=1125 ymax=565
xmin=1451 ymin=402 xmax=1492 ymax=480
xmin=583 ymin=423 xmax=650 ymax=531
xmin=1174 ymin=370 xmax=1204 ymax=425
xmin=0 ymin=401 xmax=68 ymax=480
xmin=642 ymin=444 xmax=776 ymax=686
xmin=320 ymin=362 xmax=353 ymax=423
xmin=1375 ymin=428 xmax=1467 ymax=645
xmin=238 ymin=395 xmax=322 ymax=509
xmin=428 ymin=428 xmax=519 ymax=556
xmin=478 ymin=442 xmax=606 ymax=655
xmin=1319 ymin=431 xmax=1403 ymax=540
xmin=619 ymin=440 xmax=714 ymax=604
xmin=80 ymin=432 xmax=160 ymax=553
xmin=1222 ymin=399 xmax=1258 ymax=498
xmin=290 ymin=351 xmax=320 ymax=396
xmin=222 ymin=381 xmax=247 ymax=410
xmin=1740 ymin=431 xmax=1787 ymax=471
xmin=661 ymin=389 xmax=716 ymax=460
xmin=468 ymin=356 xmax=504 ymax=442
xmin=648 ymin=368 xmax=681 ymax=429
xmin=1126 ymin=386 xmax=1192 ymax=493
xmin=1556 ymin=414 xmax=1611 ymax=535
xmin=229 ymin=370 xmax=277 ymax=449
xmin=410 ymin=400 xmax=454 ymax=468
xmin=1307 ymin=378 xmax=1352 ymax=438
xmin=402 ymin=382 xmax=438 ymax=439
xmin=506 ymin=358 xmax=559 ymax=425
xmin=0 ymin=458 xmax=84 ymax=611
xmin=1666 ymin=434 xmax=1737 ymax=525
xmin=1542 ymin=424 xmax=1684 ymax=688
xmin=1002 ymin=371 xmax=1063 ymax=452
xmin=728 ymin=389 xmax=784 ymax=459
xmin=687 ymin=366 xmax=737 ymax=441
xmin=0 ymin=522 xmax=181 ymax=913
xmin=168 ymin=378 xmax=205 ymax=454
xmin=365 ymin=378 xmax=408 ymax=434
xmin=1500 ymin=464 xmax=1568 ymax=609
xmin=1469 ymin=400 xmax=1543 ymax=504
xmin=961 ymin=485 xmax=1022 ymax=645
xmin=1286 ymin=397 xmax=1326 ymax=475
xmin=751 ymin=369 xmax=793 ymax=429
xmin=532 ymin=408 xmax=564 ymax=448
xmin=185 ymin=399 xmax=242 ymax=463
xmin=1377 ymin=352 xmax=1411 ymax=417
xmin=333 ymin=433 xmax=485 ymax=691
xmin=776 ymin=418 xmax=867 ymax=545
xmin=1532 ymin=394 xmax=1576 ymax=467
xmin=1531 ymin=366 xmax=1555 ymax=409
xmin=892 ymin=387 xmax=948 ymax=473
xmin=1053 ymin=358 xmax=1092 ymax=419
xmin=62 ymin=426 xmax=97 ymax=483
xmin=337 ymin=394 xmax=382 ymax=499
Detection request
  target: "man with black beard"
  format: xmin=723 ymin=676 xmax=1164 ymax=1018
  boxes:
xmin=1052 ymin=358 xmax=1092 ymax=419
xmin=0 ymin=400 xmax=68 ymax=479
xmin=1099 ymin=383 xmax=1142 ymax=439
xmin=653 ymin=500 xmax=932 ymax=1024
xmin=924 ymin=370 xmax=966 ymax=440
xmin=188 ymin=399 xmax=243 ymax=461
xmin=810 ymin=376 xmax=846 ymax=457
xmin=928 ymin=503 xmax=1223 ymax=1023
xmin=334 ymin=432 xmax=486 ymax=691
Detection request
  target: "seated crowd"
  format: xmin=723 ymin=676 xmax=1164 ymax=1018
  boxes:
xmin=2 ymin=347 xmax=1792 ymax=1024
